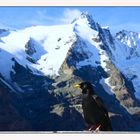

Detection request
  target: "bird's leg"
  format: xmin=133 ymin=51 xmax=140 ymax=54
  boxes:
xmin=88 ymin=124 xmax=101 ymax=132
xmin=94 ymin=124 xmax=101 ymax=132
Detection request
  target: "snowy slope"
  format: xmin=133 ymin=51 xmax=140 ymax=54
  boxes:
xmin=0 ymin=24 xmax=77 ymax=79
xmin=71 ymin=13 xmax=112 ymax=72
xmin=0 ymin=13 xmax=110 ymax=80
xmin=0 ymin=48 xmax=15 ymax=81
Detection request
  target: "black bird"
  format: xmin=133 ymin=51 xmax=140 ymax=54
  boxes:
xmin=74 ymin=82 xmax=112 ymax=131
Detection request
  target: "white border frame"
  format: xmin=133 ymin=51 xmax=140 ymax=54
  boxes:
xmin=0 ymin=1 xmax=140 ymax=140
xmin=0 ymin=0 xmax=139 ymax=6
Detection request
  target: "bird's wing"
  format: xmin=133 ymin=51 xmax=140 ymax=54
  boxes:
xmin=93 ymin=95 xmax=112 ymax=129
xmin=92 ymin=95 xmax=108 ymax=117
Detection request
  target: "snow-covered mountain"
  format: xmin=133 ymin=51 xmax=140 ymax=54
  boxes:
xmin=1 ymin=12 xmax=140 ymax=131
xmin=114 ymin=30 xmax=140 ymax=99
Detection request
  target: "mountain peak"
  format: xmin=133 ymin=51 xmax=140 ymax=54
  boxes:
xmin=116 ymin=30 xmax=138 ymax=39
xmin=79 ymin=12 xmax=92 ymax=20
xmin=72 ymin=12 xmax=95 ymax=24
xmin=71 ymin=12 xmax=100 ymax=32
xmin=116 ymin=30 xmax=139 ymax=41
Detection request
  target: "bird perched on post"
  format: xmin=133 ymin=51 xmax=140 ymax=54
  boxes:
xmin=74 ymin=82 xmax=112 ymax=131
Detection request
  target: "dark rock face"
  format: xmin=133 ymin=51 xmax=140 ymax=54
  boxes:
xmin=0 ymin=80 xmax=31 ymax=130
xmin=0 ymin=58 xmax=85 ymax=131
xmin=11 ymin=59 xmax=52 ymax=93
xmin=25 ymin=37 xmax=47 ymax=63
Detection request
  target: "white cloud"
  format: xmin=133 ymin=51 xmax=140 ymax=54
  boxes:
xmin=61 ymin=9 xmax=82 ymax=24
xmin=28 ymin=8 xmax=82 ymax=26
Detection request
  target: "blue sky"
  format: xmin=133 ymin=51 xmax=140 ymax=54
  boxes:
xmin=0 ymin=7 xmax=140 ymax=34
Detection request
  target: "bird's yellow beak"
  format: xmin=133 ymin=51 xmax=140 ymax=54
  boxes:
xmin=74 ymin=84 xmax=81 ymax=88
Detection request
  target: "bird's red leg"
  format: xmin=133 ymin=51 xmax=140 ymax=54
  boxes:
xmin=88 ymin=124 xmax=101 ymax=132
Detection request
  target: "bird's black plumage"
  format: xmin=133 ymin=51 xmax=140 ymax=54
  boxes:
xmin=75 ymin=82 xmax=112 ymax=131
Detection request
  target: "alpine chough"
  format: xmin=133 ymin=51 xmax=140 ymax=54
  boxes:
xmin=74 ymin=82 xmax=112 ymax=131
